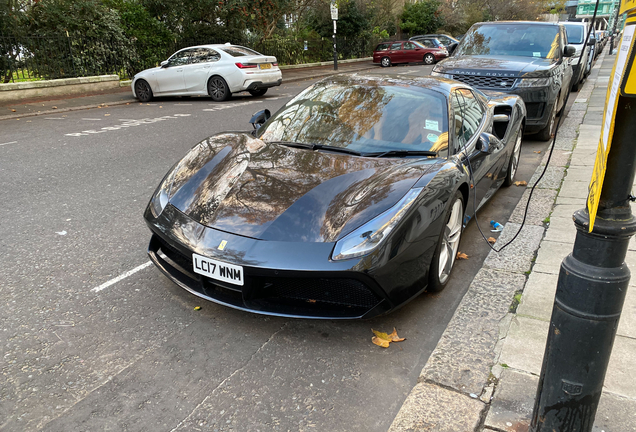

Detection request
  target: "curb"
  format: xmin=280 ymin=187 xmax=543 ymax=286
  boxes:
xmin=388 ymin=54 xmax=607 ymax=431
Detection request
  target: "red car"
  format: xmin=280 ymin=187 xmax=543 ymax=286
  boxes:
xmin=373 ymin=40 xmax=448 ymax=67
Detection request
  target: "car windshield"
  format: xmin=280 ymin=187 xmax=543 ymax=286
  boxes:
xmin=564 ymin=24 xmax=585 ymax=44
xmin=220 ymin=46 xmax=260 ymax=57
xmin=455 ymin=24 xmax=560 ymax=59
xmin=257 ymin=78 xmax=449 ymax=156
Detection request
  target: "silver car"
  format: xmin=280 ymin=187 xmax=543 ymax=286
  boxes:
xmin=132 ymin=44 xmax=282 ymax=102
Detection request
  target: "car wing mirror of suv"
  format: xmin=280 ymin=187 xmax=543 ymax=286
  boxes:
xmin=564 ymin=45 xmax=576 ymax=57
xmin=588 ymin=37 xmax=597 ymax=46
xmin=160 ymin=60 xmax=169 ymax=68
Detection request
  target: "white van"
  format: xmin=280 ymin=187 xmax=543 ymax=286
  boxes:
xmin=562 ymin=22 xmax=593 ymax=91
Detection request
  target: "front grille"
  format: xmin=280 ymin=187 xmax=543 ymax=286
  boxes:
xmin=452 ymin=74 xmax=517 ymax=89
xmin=260 ymin=277 xmax=380 ymax=309
xmin=525 ymin=102 xmax=544 ymax=120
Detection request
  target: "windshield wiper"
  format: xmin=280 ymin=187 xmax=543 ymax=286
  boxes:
xmin=269 ymin=141 xmax=364 ymax=156
xmin=364 ymin=150 xmax=438 ymax=158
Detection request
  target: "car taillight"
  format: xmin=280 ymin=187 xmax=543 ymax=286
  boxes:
xmin=235 ymin=62 xmax=257 ymax=69
xmin=272 ymin=62 xmax=278 ymax=66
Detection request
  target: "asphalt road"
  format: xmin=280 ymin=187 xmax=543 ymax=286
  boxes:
xmin=0 ymin=64 xmax=571 ymax=431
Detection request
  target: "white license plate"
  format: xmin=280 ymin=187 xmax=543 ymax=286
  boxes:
xmin=192 ymin=253 xmax=244 ymax=286
xmin=259 ymin=63 xmax=272 ymax=69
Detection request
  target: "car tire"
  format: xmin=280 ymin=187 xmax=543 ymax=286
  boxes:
xmin=428 ymin=191 xmax=464 ymax=293
xmin=536 ymin=102 xmax=557 ymax=141
xmin=249 ymin=88 xmax=268 ymax=97
xmin=134 ymin=79 xmax=153 ymax=103
xmin=424 ymin=53 xmax=436 ymax=65
xmin=571 ymin=80 xmax=579 ymax=92
xmin=380 ymin=56 xmax=391 ymax=67
xmin=208 ymin=76 xmax=231 ymax=102
xmin=503 ymin=125 xmax=523 ymax=187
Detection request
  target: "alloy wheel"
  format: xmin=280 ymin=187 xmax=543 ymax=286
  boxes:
xmin=135 ymin=80 xmax=151 ymax=102
xmin=509 ymin=130 xmax=522 ymax=180
xmin=438 ymin=198 xmax=463 ymax=284
xmin=381 ymin=57 xmax=391 ymax=67
xmin=209 ymin=78 xmax=227 ymax=100
xmin=424 ymin=54 xmax=435 ymax=65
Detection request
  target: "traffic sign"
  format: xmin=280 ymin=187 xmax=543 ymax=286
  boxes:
xmin=331 ymin=3 xmax=338 ymax=20
xmin=587 ymin=22 xmax=636 ymax=231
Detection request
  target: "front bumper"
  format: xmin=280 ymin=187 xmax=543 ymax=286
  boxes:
xmin=145 ymin=205 xmax=399 ymax=319
xmin=508 ymin=85 xmax=556 ymax=134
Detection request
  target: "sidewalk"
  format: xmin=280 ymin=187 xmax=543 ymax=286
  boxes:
xmin=0 ymin=60 xmax=376 ymax=121
xmin=390 ymin=52 xmax=636 ymax=431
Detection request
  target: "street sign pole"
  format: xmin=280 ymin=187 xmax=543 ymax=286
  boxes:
xmin=530 ymin=6 xmax=636 ymax=431
xmin=331 ymin=2 xmax=338 ymax=70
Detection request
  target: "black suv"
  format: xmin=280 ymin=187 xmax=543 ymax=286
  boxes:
xmin=431 ymin=21 xmax=575 ymax=140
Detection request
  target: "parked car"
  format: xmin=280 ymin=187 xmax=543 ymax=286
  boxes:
xmin=432 ymin=21 xmax=575 ymax=141
xmin=410 ymin=34 xmax=460 ymax=54
xmin=132 ymin=44 xmax=282 ymax=103
xmin=562 ymin=21 xmax=593 ymax=91
xmin=374 ymin=40 xmax=448 ymax=66
xmin=144 ymin=74 xmax=526 ymax=319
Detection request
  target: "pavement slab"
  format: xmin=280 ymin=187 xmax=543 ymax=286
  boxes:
xmin=421 ymin=269 xmax=526 ymax=397
xmin=532 ymin=239 xmax=571 ymax=275
xmin=388 ymin=382 xmax=486 ymax=432
xmin=507 ymin=188 xmax=557 ymax=226
xmin=539 ymin=149 xmax=572 ymax=168
xmin=482 ymin=223 xmax=545 ymax=274
xmin=528 ymin=165 xmax=565 ymax=190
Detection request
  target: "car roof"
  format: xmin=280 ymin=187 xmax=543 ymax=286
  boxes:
xmin=474 ymin=20 xmax=563 ymax=26
xmin=329 ymin=73 xmax=470 ymax=96
xmin=175 ymin=44 xmax=256 ymax=51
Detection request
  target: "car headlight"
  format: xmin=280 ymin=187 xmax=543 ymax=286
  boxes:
xmin=332 ymin=188 xmax=423 ymax=261
xmin=431 ymin=70 xmax=453 ymax=79
xmin=149 ymin=164 xmax=178 ymax=218
xmin=517 ymin=77 xmax=551 ymax=87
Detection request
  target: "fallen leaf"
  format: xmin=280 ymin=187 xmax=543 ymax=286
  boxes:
xmin=194 ymin=306 xmax=201 ymax=311
xmin=306 ymin=299 xmax=317 ymax=303
xmin=488 ymin=237 xmax=497 ymax=244
xmin=534 ymin=151 xmax=541 ymax=154
xmin=387 ymin=328 xmax=405 ymax=342
xmin=104 ymin=114 xmax=110 ymax=116
xmin=514 ymin=181 xmax=528 ymax=186
xmin=372 ymin=328 xmax=406 ymax=348
xmin=456 ymin=252 xmax=469 ymax=260
xmin=11 ymin=109 xmax=16 ymax=112
xmin=52 ymin=106 xmax=57 ymax=109
xmin=372 ymin=336 xmax=390 ymax=348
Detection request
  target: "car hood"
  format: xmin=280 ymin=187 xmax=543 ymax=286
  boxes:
xmin=167 ymin=133 xmax=438 ymax=243
xmin=435 ymin=55 xmax=558 ymax=78
xmin=135 ymin=66 xmax=161 ymax=79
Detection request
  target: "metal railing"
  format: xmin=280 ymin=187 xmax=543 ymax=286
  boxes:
xmin=1 ymin=34 xmax=381 ymax=83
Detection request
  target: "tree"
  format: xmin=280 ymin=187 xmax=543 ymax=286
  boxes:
xmin=399 ymin=0 xmax=445 ymax=37
xmin=1 ymin=0 xmax=28 ymax=82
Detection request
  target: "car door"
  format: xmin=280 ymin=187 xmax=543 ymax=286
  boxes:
xmin=389 ymin=42 xmax=405 ymax=64
xmin=402 ymin=42 xmax=421 ymax=63
xmin=155 ymin=49 xmax=191 ymax=94
xmin=182 ymin=48 xmax=221 ymax=93
xmin=451 ymin=88 xmax=498 ymax=212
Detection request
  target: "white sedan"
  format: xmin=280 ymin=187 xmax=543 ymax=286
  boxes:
xmin=131 ymin=44 xmax=283 ymax=102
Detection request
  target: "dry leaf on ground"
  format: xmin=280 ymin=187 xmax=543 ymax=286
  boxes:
xmin=372 ymin=328 xmax=406 ymax=348
xmin=487 ymin=237 xmax=497 ymax=244
xmin=514 ymin=181 xmax=528 ymax=186
xmin=456 ymin=252 xmax=469 ymax=260
xmin=11 ymin=109 xmax=16 ymax=112
xmin=534 ymin=151 xmax=541 ymax=154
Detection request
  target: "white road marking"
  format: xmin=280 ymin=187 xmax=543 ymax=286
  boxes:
xmin=66 ymin=115 xmax=189 ymax=137
xmin=0 ymin=141 xmax=17 ymax=146
xmin=176 ymin=103 xmax=192 ymax=105
xmin=45 ymin=117 xmax=65 ymax=120
xmin=82 ymin=118 xmax=102 ymax=121
xmin=91 ymin=261 xmax=153 ymax=293
xmin=204 ymin=100 xmax=262 ymax=112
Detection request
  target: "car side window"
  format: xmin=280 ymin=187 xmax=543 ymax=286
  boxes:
xmin=376 ymin=43 xmax=390 ymax=51
xmin=168 ymin=50 xmax=192 ymax=67
xmin=190 ymin=48 xmax=220 ymax=64
xmin=421 ymin=40 xmax=434 ymax=48
xmin=403 ymin=42 xmax=417 ymax=50
xmin=452 ymin=89 xmax=485 ymax=152
xmin=391 ymin=43 xmax=403 ymax=51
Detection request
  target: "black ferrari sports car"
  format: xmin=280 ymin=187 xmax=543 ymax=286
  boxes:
xmin=144 ymin=74 xmax=526 ymax=319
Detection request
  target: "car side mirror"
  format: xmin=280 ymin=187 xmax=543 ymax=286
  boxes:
xmin=476 ymin=133 xmax=494 ymax=154
xmin=161 ymin=60 xmax=169 ymax=68
xmin=588 ymin=37 xmax=597 ymax=46
xmin=564 ymin=45 xmax=576 ymax=57
xmin=250 ymin=109 xmax=271 ymax=130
